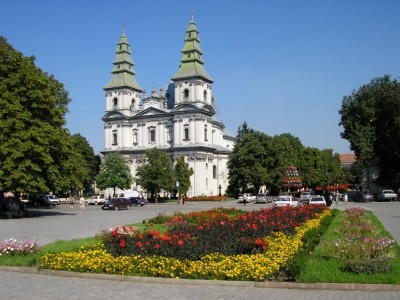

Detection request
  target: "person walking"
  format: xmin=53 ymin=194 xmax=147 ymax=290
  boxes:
xmin=69 ymin=195 xmax=74 ymax=209
xmin=343 ymin=193 xmax=348 ymax=205
xmin=79 ymin=196 xmax=85 ymax=211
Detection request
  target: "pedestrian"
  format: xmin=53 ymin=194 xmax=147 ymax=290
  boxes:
xmin=335 ymin=191 xmax=340 ymax=206
xmin=343 ymin=193 xmax=348 ymax=205
xmin=69 ymin=195 xmax=74 ymax=209
xmin=79 ymin=196 xmax=85 ymax=211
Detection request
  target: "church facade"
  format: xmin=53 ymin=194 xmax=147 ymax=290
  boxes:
xmin=102 ymin=18 xmax=235 ymax=197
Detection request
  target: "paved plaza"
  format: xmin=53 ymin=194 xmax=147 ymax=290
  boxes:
xmin=1 ymin=200 xmax=400 ymax=299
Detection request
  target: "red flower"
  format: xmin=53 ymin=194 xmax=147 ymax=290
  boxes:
xmin=136 ymin=241 xmax=142 ymax=248
xmin=119 ymin=239 xmax=126 ymax=247
xmin=177 ymin=240 xmax=184 ymax=246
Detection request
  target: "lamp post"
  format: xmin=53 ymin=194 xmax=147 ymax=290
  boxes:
xmin=176 ymin=181 xmax=180 ymax=204
xmin=218 ymin=184 xmax=222 ymax=197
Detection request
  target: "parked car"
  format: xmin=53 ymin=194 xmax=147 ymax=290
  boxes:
xmin=255 ymin=193 xmax=268 ymax=204
xmin=307 ymin=196 xmax=327 ymax=206
xmin=29 ymin=194 xmax=52 ymax=207
xmin=354 ymin=191 xmax=374 ymax=202
xmin=127 ymin=197 xmax=146 ymax=206
xmin=273 ymin=195 xmax=298 ymax=207
xmin=87 ymin=195 xmax=106 ymax=205
xmin=238 ymin=193 xmax=256 ymax=203
xmin=101 ymin=198 xmax=130 ymax=210
xmin=299 ymin=191 xmax=312 ymax=204
xmin=58 ymin=197 xmax=68 ymax=204
xmin=46 ymin=195 xmax=60 ymax=205
xmin=377 ymin=189 xmax=397 ymax=201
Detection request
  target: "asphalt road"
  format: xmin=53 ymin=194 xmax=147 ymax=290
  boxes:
xmin=1 ymin=200 xmax=400 ymax=300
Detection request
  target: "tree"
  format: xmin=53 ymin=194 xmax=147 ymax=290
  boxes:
xmin=95 ymin=152 xmax=133 ymax=196
xmin=174 ymin=156 xmax=194 ymax=197
xmin=70 ymin=134 xmax=100 ymax=191
xmin=227 ymin=124 xmax=269 ymax=197
xmin=0 ymin=36 xmax=71 ymax=194
xmin=135 ymin=148 xmax=176 ymax=203
xmin=339 ymin=75 xmax=400 ymax=188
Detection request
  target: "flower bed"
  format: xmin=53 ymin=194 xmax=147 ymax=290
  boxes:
xmin=318 ymin=207 xmax=396 ymax=274
xmin=40 ymin=206 xmax=330 ymax=281
xmin=0 ymin=238 xmax=42 ymax=256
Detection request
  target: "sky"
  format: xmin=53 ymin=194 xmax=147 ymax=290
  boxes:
xmin=2 ymin=0 xmax=400 ymax=155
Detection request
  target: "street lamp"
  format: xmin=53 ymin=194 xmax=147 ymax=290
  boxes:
xmin=218 ymin=184 xmax=222 ymax=197
xmin=176 ymin=181 xmax=180 ymax=204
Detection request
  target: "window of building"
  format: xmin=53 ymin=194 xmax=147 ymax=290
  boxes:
xmin=213 ymin=165 xmax=217 ymax=179
xmin=112 ymin=131 xmax=118 ymax=145
xmin=149 ymin=127 xmax=156 ymax=143
xmin=203 ymin=90 xmax=207 ymax=101
xmin=184 ymin=126 xmax=189 ymax=140
xmin=132 ymin=129 xmax=138 ymax=145
xmin=113 ymin=97 xmax=118 ymax=108
xmin=204 ymin=125 xmax=208 ymax=141
xmin=183 ymin=89 xmax=189 ymax=100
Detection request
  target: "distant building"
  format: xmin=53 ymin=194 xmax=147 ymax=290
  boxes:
xmin=102 ymin=17 xmax=235 ymax=197
xmin=339 ymin=153 xmax=356 ymax=169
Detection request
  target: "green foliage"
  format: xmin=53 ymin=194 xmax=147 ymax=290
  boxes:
xmin=0 ymin=36 xmax=73 ymax=193
xmin=339 ymin=75 xmax=400 ymax=188
xmin=227 ymin=122 xmax=344 ymax=195
xmin=135 ymin=148 xmax=176 ymax=200
xmin=174 ymin=156 xmax=193 ymax=196
xmin=95 ymin=152 xmax=133 ymax=194
xmin=69 ymin=134 xmax=100 ymax=191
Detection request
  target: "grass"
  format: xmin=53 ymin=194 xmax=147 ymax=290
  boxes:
xmin=298 ymin=209 xmax=400 ymax=284
xmin=1 ymin=208 xmax=400 ymax=285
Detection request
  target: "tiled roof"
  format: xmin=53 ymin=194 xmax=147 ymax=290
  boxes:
xmin=339 ymin=153 xmax=356 ymax=164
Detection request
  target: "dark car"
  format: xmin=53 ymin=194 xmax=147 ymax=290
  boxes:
xmin=127 ymin=196 xmax=146 ymax=206
xmin=28 ymin=194 xmax=51 ymax=208
xmin=354 ymin=191 xmax=374 ymax=202
xmin=101 ymin=198 xmax=130 ymax=210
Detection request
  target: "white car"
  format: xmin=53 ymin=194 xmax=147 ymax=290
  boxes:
xmin=273 ymin=195 xmax=298 ymax=207
xmin=307 ymin=196 xmax=326 ymax=206
xmin=58 ymin=198 xmax=68 ymax=204
xmin=377 ymin=190 xmax=397 ymax=201
xmin=46 ymin=195 xmax=60 ymax=205
xmin=238 ymin=193 xmax=256 ymax=203
xmin=86 ymin=196 xmax=106 ymax=205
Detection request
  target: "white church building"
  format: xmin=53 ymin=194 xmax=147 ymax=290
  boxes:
xmin=102 ymin=17 xmax=235 ymax=197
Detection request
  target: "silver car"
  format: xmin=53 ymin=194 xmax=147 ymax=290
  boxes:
xmin=255 ymin=193 xmax=268 ymax=204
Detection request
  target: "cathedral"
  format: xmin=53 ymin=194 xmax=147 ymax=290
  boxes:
xmin=102 ymin=17 xmax=235 ymax=197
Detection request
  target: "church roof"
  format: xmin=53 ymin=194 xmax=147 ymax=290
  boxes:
xmin=171 ymin=17 xmax=213 ymax=83
xmin=104 ymin=31 xmax=143 ymax=91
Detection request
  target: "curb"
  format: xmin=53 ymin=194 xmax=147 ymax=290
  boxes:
xmin=1 ymin=266 xmax=399 ymax=292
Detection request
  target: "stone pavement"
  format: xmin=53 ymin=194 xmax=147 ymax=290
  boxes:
xmin=1 ymin=200 xmax=400 ymax=299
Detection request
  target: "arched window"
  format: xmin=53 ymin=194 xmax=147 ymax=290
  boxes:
xmin=203 ymin=90 xmax=207 ymax=101
xmin=213 ymin=165 xmax=217 ymax=179
xmin=113 ymin=97 xmax=118 ymax=108
xmin=183 ymin=89 xmax=189 ymax=100
xmin=204 ymin=125 xmax=208 ymax=141
xmin=184 ymin=127 xmax=189 ymax=140
xmin=149 ymin=127 xmax=156 ymax=143
xmin=112 ymin=131 xmax=118 ymax=145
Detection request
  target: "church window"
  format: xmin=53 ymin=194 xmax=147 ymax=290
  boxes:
xmin=112 ymin=131 xmax=118 ymax=145
xmin=113 ymin=97 xmax=118 ymax=108
xmin=149 ymin=127 xmax=156 ymax=143
xmin=203 ymin=90 xmax=207 ymax=101
xmin=183 ymin=89 xmax=189 ymax=100
xmin=213 ymin=165 xmax=217 ymax=179
xmin=184 ymin=126 xmax=189 ymax=141
xmin=132 ymin=129 xmax=138 ymax=145
xmin=130 ymin=99 xmax=135 ymax=111
xmin=204 ymin=125 xmax=208 ymax=141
